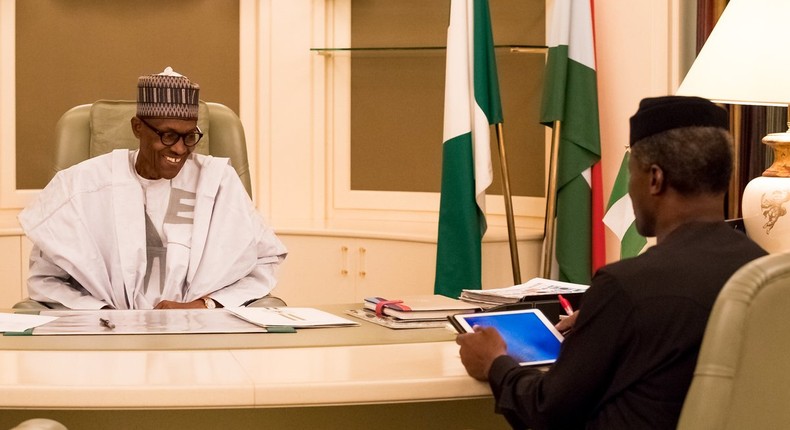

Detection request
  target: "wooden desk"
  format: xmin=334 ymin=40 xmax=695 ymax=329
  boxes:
xmin=0 ymin=306 xmax=509 ymax=430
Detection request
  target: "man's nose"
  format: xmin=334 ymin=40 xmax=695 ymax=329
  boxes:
xmin=170 ymin=137 xmax=189 ymax=154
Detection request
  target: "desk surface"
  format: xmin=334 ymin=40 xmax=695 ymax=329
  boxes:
xmin=0 ymin=305 xmax=490 ymax=410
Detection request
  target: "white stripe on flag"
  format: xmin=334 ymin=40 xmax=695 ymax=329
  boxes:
xmin=581 ymin=166 xmax=592 ymax=187
xmin=473 ymin=102 xmax=493 ymax=211
xmin=545 ymin=0 xmax=595 ymax=70
xmin=442 ymin=0 xmax=473 ymax=142
xmin=603 ymin=194 xmax=637 ymax=240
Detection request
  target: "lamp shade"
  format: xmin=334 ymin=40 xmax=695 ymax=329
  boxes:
xmin=676 ymin=0 xmax=790 ymax=106
xmin=678 ymin=0 xmax=790 ymax=254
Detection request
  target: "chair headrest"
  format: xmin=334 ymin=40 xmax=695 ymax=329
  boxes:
xmin=89 ymin=100 xmax=210 ymax=157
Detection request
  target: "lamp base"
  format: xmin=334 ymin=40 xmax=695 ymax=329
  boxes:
xmin=742 ymin=176 xmax=790 ymax=253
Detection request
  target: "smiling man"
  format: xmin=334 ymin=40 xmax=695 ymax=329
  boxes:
xmin=18 ymin=67 xmax=287 ymax=310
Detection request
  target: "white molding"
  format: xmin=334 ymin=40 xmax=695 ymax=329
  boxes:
xmin=310 ymin=0 xmax=329 ymax=223
xmin=0 ymin=0 xmax=34 ymax=211
xmin=240 ymin=0 xmax=260 ymax=208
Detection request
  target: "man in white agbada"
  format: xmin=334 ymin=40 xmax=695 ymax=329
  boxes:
xmin=17 ymin=67 xmax=287 ymax=310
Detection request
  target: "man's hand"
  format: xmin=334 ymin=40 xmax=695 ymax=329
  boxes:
xmin=455 ymin=326 xmax=508 ymax=381
xmin=555 ymin=310 xmax=579 ymax=335
xmin=154 ymin=299 xmax=206 ymax=309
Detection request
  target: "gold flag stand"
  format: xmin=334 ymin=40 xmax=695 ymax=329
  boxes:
xmin=494 ymin=123 xmax=521 ymax=285
xmin=541 ymin=120 xmax=562 ymax=278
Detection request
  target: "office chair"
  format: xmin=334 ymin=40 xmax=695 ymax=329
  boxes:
xmin=14 ymin=100 xmax=286 ymax=309
xmin=676 ymin=252 xmax=790 ymax=429
xmin=9 ymin=418 xmax=68 ymax=430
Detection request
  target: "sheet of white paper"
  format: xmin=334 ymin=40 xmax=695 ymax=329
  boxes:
xmin=226 ymin=307 xmax=359 ymax=328
xmin=0 ymin=313 xmax=59 ymax=332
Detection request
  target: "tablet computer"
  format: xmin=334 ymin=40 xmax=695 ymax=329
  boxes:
xmin=450 ymin=309 xmax=564 ymax=366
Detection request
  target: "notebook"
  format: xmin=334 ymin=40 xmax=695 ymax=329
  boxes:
xmin=449 ymin=308 xmax=564 ymax=366
xmin=363 ymin=295 xmax=480 ymax=320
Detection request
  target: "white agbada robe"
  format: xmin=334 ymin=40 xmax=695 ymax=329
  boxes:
xmin=19 ymin=149 xmax=287 ymax=309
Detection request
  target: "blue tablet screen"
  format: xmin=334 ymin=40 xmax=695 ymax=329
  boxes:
xmin=459 ymin=311 xmax=563 ymax=365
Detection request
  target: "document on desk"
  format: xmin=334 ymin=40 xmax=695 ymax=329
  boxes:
xmin=226 ymin=307 xmax=359 ymax=328
xmin=0 ymin=313 xmax=59 ymax=333
xmin=33 ymin=309 xmax=269 ymax=335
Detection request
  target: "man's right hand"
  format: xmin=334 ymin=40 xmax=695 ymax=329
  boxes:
xmin=455 ymin=326 xmax=508 ymax=381
xmin=555 ymin=310 xmax=579 ymax=335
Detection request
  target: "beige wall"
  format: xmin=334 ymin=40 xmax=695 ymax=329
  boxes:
xmin=15 ymin=0 xmax=240 ymax=189
xmin=595 ymin=0 xmax=686 ymax=262
xmin=2 ymin=0 xmax=688 ymax=265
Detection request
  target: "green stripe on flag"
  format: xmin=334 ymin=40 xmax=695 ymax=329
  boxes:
xmin=553 ymin=60 xmax=600 ymax=186
xmin=556 ymin=175 xmax=593 ymax=282
xmin=606 ymin=152 xmax=631 ymax=210
xmin=621 ymin=224 xmax=646 ymax=259
xmin=539 ymin=45 xmax=569 ymax=124
xmin=435 ymin=133 xmax=482 ymax=295
xmin=473 ymin=0 xmax=502 ymax=124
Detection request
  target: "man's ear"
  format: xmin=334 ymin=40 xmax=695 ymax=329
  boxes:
xmin=648 ymin=164 xmax=665 ymax=195
xmin=130 ymin=117 xmax=142 ymax=139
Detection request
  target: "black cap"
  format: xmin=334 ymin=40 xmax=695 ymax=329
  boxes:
xmin=629 ymin=96 xmax=729 ymax=146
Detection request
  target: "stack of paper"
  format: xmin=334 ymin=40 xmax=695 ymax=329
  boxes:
xmin=345 ymin=310 xmax=453 ymax=329
xmin=347 ymin=295 xmax=481 ymax=329
xmin=460 ymin=277 xmax=589 ymax=305
xmin=364 ymin=295 xmax=481 ymax=320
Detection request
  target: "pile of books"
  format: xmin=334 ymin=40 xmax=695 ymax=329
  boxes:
xmin=347 ymin=295 xmax=481 ymax=329
xmin=460 ymin=277 xmax=589 ymax=306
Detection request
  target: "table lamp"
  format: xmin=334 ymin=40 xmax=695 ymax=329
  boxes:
xmin=676 ymin=0 xmax=790 ymax=253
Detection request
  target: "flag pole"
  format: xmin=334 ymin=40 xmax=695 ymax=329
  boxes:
xmin=541 ymin=120 xmax=562 ymax=278
xmin=494 ymin=122 xmax=521 ymax=285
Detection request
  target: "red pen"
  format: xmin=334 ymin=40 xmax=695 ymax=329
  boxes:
xmin=558 ymin=294 xmax=574 ymax=316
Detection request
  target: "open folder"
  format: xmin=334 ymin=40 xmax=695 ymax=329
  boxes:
xmin=226 ymin=307 xmax=358 ymax=328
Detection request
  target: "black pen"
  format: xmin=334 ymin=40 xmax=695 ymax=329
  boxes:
xmin=99 ymin=317 xmax=116 ymax=330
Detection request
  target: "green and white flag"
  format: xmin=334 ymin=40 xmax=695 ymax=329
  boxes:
xmin=540 ymin=0 xmax=604 ymax=284
xmin=435 ymin=0 xmax=502 ymax=298
xmin=603 ymin=151 xmax=647 ymax=258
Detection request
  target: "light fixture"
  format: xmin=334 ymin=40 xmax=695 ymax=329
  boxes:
xmin=676 ymin=0 xmax=790 ymax=253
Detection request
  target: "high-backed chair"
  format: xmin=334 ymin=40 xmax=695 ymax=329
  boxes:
xmin=14 ymin=100 xmax=287 ymax=309
xmin=52 ymin=100 xmax=252 ymax=196
xmin=677 ymin=252 xmax=790 ymax=429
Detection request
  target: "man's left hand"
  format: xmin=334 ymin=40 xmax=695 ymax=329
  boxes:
xmin=456 ymin=326 xmax=508 ymax=381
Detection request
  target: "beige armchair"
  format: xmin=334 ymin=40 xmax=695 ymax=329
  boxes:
xmin=677 ymin=252 xmax=790 ymax=429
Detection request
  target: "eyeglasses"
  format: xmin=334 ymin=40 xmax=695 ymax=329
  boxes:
xmin=138 ymin=118 xmax=203 ymax=147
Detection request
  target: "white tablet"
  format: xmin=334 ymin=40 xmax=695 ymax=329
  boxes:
xmin=450 ymin=309 xmax=564 ymax=366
